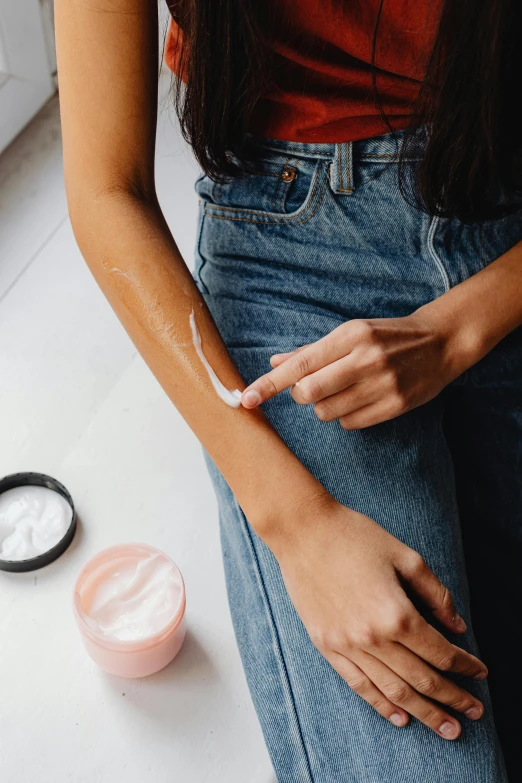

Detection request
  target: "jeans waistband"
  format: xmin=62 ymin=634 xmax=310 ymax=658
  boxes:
xmin=245 ymin=125 xmax=427 ymax=164
xmin=242 ymin=126 xmax=427 ymax=197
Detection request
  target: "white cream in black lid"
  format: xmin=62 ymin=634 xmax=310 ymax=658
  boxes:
xmin=0 ymin=472 xmax=77 ymax=573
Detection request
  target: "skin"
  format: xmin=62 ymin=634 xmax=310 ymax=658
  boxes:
xmin=55 ymin=0 xmax=522 ymax=742
xmin=241 ymin=248 xmax=522 ymax=428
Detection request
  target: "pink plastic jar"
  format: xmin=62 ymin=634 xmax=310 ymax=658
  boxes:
xmin=73 ymin=543 xmax=186 ymax=678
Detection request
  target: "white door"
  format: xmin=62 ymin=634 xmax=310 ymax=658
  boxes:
xmin=0 ymin=0 xmax=55 ymax=153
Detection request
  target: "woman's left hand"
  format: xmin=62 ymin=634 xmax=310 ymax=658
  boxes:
xmin=241 ymin=308 xmax=471 ymax=430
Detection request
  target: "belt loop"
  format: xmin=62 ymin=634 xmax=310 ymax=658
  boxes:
xmin=329 ymin=142 xmax=354 ymax=195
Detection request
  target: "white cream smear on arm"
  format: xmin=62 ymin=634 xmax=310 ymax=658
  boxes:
xmin=83 ymin=554 xmax=182 ymax=642
xmin=0 ymin=486 xmax=72 ymax=561
xmin=189 ymin=309 xmax=242 ymax=408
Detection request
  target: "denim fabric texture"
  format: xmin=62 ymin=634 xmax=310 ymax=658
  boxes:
xmin=193 ymin=127 xmax=522 ymax=782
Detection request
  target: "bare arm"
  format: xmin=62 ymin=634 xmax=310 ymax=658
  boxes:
xmin=55 ymin=0 xmax=488 ymax=738
xmin=55 ymin=0 xmax=321 ymax=532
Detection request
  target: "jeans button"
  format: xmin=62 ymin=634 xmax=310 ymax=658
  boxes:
xmin=281 ymin=166 xmax=297 ymax=182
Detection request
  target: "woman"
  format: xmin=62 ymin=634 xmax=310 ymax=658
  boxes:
xmin=55 ymin=1 xmax=522 ymax=780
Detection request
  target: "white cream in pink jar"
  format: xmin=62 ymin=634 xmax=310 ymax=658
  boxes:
xmin=74 ymin=544 xmax=186 ymax=678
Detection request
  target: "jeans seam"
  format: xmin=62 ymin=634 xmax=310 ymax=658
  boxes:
xmin=234 ymin=498 xmax=315 ymax=783
xmin=272 ymin=157 xmax=295 ymax=212
xmin=273 ymin=158 xmax=287 ymax=211
xmin=195 ymin=201 xmax=210 ymax=294
xmin=337 ymin=143 xmax=353 ymax=194
xmin=278 ymin=160 xmax=295 ymax=212
xmin=427 ymin=214 xmax=451 ymax=293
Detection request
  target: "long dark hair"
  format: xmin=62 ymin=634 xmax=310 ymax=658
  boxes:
xmin=169 ymin=0 xmax=522 ymax=223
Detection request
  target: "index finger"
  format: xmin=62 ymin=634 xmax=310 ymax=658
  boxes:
xmin=241 ymin=329 xmax=348 ymax=408
xmin=241 ymin=352 xmax=313 ymax=408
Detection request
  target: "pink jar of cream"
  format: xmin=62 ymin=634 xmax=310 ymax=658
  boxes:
xmin=73 ymin=543 xmax=186 ymax=678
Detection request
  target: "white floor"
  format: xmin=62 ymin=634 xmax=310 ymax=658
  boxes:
xmin=0 ymin=75 xmax=274 ymax=783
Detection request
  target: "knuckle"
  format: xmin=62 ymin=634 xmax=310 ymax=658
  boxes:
xmin=346 ymin=675 xmax=371 ymax=696
xmin=315 ymin=400 xmax=336 ymax=422
xmin=350 ymin=319 xmax=374 ymax=342
xmin=369 ymin=343 xmax=388 ymax=369
xmin=309 ymin=628 xmax=344 ymax=654
xmin=393 ymin=388 xmax=409 ymax=410
xmin=414 ymin=676 xmax=439 ymax=697
xmin=459 ymin=657 xmax=481 ymax=677
xmin=449 ymin=694 xmax=474 ymax=713
xmin=385 ymin=371 xmax=408 ymax=407
xmin=361 ymin=320 xmax=376 ymax=338
xmin=439 ymin=586 xmax=455 ymax=613
xmin=405 ymin=551 xmax=427 ymax=577
xmin=261 ymin=375 xmax=279 ymax=398
xmin=436 ymin=650 xmax=458 ymax=672
xmin=382 ymin=681 xmax=409 ymax=704
xmin=371 ymin=697 xmax=390 ymax=714
xmin=421 ymin=706 xmax=443 ymax=727
xmin=300 ymin=377 xmax=323 ymax=404
xmin=350 ymin=625 xmax=379 ymax=650
xmin=314 ymin=403 xmax=327 ymax=421
xmin=385 ymin=368 xmax=401 ymax=391
xmin=291 ymin=351 xmax=311 ymax=378
xmin=382 ymin=609 xmax=413 ymax=639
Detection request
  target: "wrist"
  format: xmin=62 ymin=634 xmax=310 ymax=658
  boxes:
xmin=243 ymin=467 xmax=334 ymax=556
xmin=414 ymin=296 xmax=488 ymax=380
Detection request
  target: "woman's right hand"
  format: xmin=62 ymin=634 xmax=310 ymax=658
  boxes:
xmin=270 ymin=494 xmax=488 ymax=739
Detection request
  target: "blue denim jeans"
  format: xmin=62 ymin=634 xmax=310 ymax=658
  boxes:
xmin=193 ymin=128 xmax=522 ymax=782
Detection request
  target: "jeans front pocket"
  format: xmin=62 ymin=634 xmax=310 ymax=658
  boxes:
xmin=429 ymin=208 xmax=522 ymax=290
xmin=209 ymin=157 xmax=298 ymax=215
xmin=196 ymin=154 xmax=328 ymax=226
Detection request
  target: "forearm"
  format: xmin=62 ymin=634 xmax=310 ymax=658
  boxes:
xmin=56 ymin=0 xmax=325 ymax=548
xmin=70 ymin=191 xmax=325 ymax=538
xmin=417 ymin=239 xmax=522 ymax=375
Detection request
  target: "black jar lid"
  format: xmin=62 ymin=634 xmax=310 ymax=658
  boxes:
xmin=0 ymin=472 xmax=77 ymax=573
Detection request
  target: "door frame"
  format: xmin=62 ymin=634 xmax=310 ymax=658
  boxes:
xmin=0 ymin=0 xmax=55 ymax=153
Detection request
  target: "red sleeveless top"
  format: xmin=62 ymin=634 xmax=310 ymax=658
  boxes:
xmin=164 ymin=1 xmax=441 ymax=144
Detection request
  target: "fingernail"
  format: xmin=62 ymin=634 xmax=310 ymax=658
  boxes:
xmin=390 ymin=713 xmax=406 ymax=726
xmin=465 ymin=706 xmax=482 ymax=720
xmin=474 ymin=669 xmax=488 ymax=681
xmin=242 ymin=390 xmax=261 ymax=408
xmin=439 ymin=721 xmax=459 ymax=739
xmin=452 ymin=614 xmax=467 ymax=632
